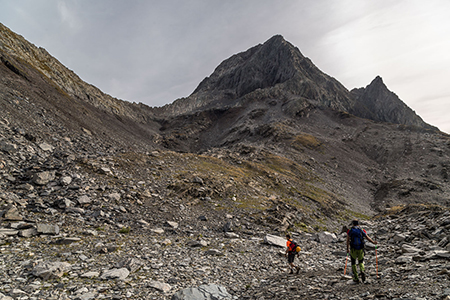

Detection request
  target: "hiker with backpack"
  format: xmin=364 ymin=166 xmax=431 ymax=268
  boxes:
xmin=346 ymin=220 xmax=377 ymax=283
xmin=285 ymin=233 xmax=301 ymax=274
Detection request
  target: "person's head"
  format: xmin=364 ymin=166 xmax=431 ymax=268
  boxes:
xmin=352 ymin=219 xmax=359 ymax=226
xmin=286 ymin=233 xmax=291 ymax=240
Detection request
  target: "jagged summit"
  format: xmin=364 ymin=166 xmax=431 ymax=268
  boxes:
xmin=350 ymin=76 xmax=436 ymax=130
xmin=192 ymin=34 xmax=300 ymax=96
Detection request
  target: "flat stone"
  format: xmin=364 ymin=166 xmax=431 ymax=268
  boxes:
xmin=171 ymin=284 xmax=232 ymax=300
xmin=38 ymin=143 xmax=54 ymax=152
xmin=32 ymin=261 xmax=71 ymax=280
xmin=77 ymin=195 xmax=92 ymax=205
xmin=50 ymin=237 xmax=81 ymax=245
xmin=0 ymin=228 xmax=19 ymax=236
xmin=264 ymin=234 xmax=286 ymax=248
xmin=149 ymin=281 xmax=171 ymax=293
xmin=100 ymin=268 xmax=130 ymax=280
xmin=36 ymin=223 xmax=60 ymax=235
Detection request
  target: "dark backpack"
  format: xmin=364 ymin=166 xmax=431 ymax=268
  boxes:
xmin=349 ymin=227 xmax=365 ymax=250
xmin=289 ymin=240 xmax=301 ymax=253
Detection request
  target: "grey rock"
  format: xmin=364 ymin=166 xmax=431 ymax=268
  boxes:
xmin=223 ymin=221 xmax=234 ymax=232
xmin=2 ymin=204 xmax=23 ymax=221
xmin=0 ymin=228 xmax=19 ymax=236
xmin=117 ymin=257 xmax=144 ymax=273
xmin=50 ymin=237 xmax=81 ymax=245
xmin=149 ymin=281 xmax=171 ymax=293
xmin=38 ymin=143 xmax=54 ymax=152
xmin=205 ymin=249 xmax=224 ymax=256
xmin=224 ymin=232 xmax=239 ymax=239
xmin=171 ymin=284 xmax=232 ymax=300
xmin=99 ymin=167 xmax=112 ymax=175
xmin=60 ymin=176 xmax=72 ymax=186
xmin=392 ymin=233 xmax=407 ymax=243
xmin=187 ymin=240 xmax=208 ymax=247
xmin=32 ymin=171 xmax=55 ymax=185
xmin=77 ymin=195 xmax=92 ymax=205
xmin=401 ymin=244 xmax=422 ymax=254
xmin=316 ymin=231 xmax=338 ymax=244
xmin=36 ymin=223 xmax=60 ymax=235
xmin=264 ymin=234 xmax=286 ymax=248
xmin=0 ymin=292 xmax=14 ymax=300
xmin=100 ymin=268 xmax=130 ymax=280
xmin=0 ymin=141 xmax=17 ymax=153
xmin=19 ymin=228 xmax=38 ymax=238
xmin=108 ymin=192 xmax=121 ymax=201
xmin=166 ymin=221 xmax=179 ymax=229
xmin=32 ymin=261 xmax=71 ymax=280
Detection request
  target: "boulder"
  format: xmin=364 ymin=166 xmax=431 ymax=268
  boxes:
xmin=264 ymin=234 xmax=286 ymax=248
xmin=32 ymin=171 xmax=55 ymax=185
xmin=2 ymin=204 xmax=23 ymax=221
xmin=100 ymin=268 xmax=130 ymax=280
xmin=316 ymin=231 xmax=338 ymax=244
xmin=171 ymin=284 xmax=232 ymax=300
xmin=36 ymin=223 xmax=60 ymax=235
xmin=32 ymin=261 xmax=71 ymax=280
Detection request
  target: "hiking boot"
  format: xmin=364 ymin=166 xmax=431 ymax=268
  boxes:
xmin=351 ymin=279 xmax=360 ymax=285
xmin=289 ymin=269 xmax=293 ymax=274
xmin=296 ymin=267 xmax=300 ymax=274
xmin=360 ymin=272 xmax=366 ymax=283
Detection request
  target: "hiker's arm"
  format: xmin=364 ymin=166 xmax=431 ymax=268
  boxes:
xmin=346 ymin=234 xmax=350 ymax=253
xmin=366 ymin=235 xmax=378 ymax=245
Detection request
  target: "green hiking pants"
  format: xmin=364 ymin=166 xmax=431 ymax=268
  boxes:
xmin=350 ymin=248 xmax=365 ymax=280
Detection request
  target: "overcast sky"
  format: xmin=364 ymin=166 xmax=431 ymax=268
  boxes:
xmin=1 ymin=0 xmax=449 ymax=133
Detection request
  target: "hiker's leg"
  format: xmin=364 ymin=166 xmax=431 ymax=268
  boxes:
xmin=357 ymin=250 xmax=365 ymax=273
xmin=350 ymin=249 xmax=359 ymax=281
xmin=288 ymin=254 xmax=295 ymax=272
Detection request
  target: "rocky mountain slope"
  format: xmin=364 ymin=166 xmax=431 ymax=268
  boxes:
xmin=1 ymin=23 xmax=450 ymax=299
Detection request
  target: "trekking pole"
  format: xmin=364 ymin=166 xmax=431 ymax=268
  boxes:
xmin=375 ymin=244 xmax=379 ymax=279
xmin=344 ymin=253 xmax=349 ymax=275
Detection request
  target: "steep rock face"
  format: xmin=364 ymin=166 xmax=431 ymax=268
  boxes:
xmin=162 ymin=35 xmax=353 ymax=116
xmin=350 ymin=76 xmax=436 ymax=130
xmin=0 ymin=22 xmax=155 ymax=123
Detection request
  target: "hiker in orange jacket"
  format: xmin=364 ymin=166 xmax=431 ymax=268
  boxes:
xmin=285 ymin=233 xmax=300 ymax=274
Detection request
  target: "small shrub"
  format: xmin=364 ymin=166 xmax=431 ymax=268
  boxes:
xmin=119 ymin=227 xmax=130 ymax=234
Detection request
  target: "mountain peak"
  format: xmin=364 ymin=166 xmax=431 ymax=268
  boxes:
xmin=163 ymin=35 xmax=351 ymax=115
xmin=371 ymin=75 xmax=384 ymax=84
xmin=350 ymin=76 xmax=436 ymax=130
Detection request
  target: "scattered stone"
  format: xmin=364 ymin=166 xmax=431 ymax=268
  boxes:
xmin=77 ymin=195 xmax=92 ymax=205
xmin=32 ymin=261 xmax=71 ymax=280
xmin=316 ymin=231 xmax=338 ymax=243
xmin=100 ymin=268 xmax=130 ymax=280
xmin=264 ymin=234 xmax=286 ymax=247
xmin=149 ymin=281 xmax=172 ymax=293
xmin=60 ymin=176 xmax=72 ymax=186
xmin=171 ymin=284 xmax=232 ymax=300
xmin=36 ymin=223 xmax=60 ymax=235
xmin=166 ymin=221 xmax=179 ymax=229
xmin=38 ymin=142 xmax=54 ymax=152
xmin=2 ymin=204 xmax=23 ymax=221
xmin=32 ymin=171 xmax=55 ymax=185
xmin=50 ymin=237 xmax=81 ymax=245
